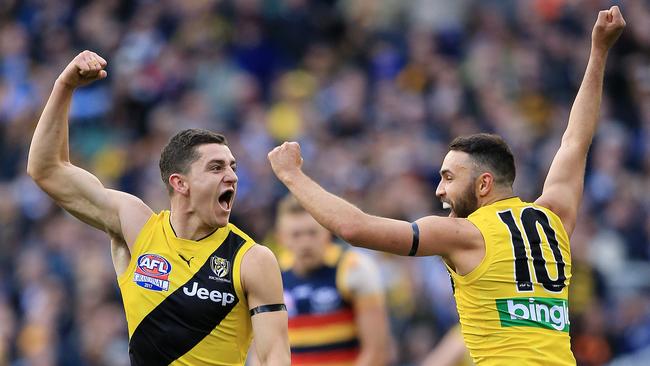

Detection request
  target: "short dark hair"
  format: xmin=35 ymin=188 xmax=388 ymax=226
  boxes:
xmin=159 ymin=129 xmax=228 ymax=193
xmin=448 ymin=133 xmax=515 ymax=186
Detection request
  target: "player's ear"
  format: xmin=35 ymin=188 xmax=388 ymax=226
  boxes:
xmin=169 ymin=173 xmax=189 ymax=195
xmin=477 ymin=172 xmax=494 ymax=197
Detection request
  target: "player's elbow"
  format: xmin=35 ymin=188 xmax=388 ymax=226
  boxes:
xmin=26 ymin=159 xmax=46 ymax=182
xmin=338 ymin=217 xmax=366 ymax=245
xmin=337 ymin=213 xmax=385 ymax=249
xmin=372 ymin=347 xmax=390 ymax=366
xmin=560 ymin=132 xmax=591 ymax=152
xmin=259 ymin=347 xmax=290 ymax=366
xmin=26 ymin=159 xmax=66 ymax=185
xmin=360 ymin=342 xmax=390 ymax=366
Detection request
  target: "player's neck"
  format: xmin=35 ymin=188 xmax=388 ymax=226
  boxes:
xmin=292 ymin=259 xmax=323 ymax=277
xmin=479 ymin=188 xmax=516 ymax=207
xmin=169 ymin=199 xmax=217 ymax=241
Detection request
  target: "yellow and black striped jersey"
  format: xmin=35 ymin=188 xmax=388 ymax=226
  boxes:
xmin=117 ymin=211 xmax=255 ymax=365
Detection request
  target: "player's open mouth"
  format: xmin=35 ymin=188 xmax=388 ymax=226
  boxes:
xmin=442 ymin=201 xmax=452 ymax=210
xmin=218 ymin=189 xmax=234 ymax=211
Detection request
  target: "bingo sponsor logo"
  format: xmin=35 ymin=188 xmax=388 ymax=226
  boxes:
xmin=134 ymin=254 xmax=172 ymax=291
xmin=496 ymin=297 xmax=570 ymax=332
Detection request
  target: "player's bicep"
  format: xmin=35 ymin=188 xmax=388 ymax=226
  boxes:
xmin=344 ymin=216 xmax=415 ymax=256
xmin=243 ymin=245 xmax=285 ymax=308
xmin=242 ymin=245 xmax=290 ymax=365
xmin=537 ymin=144 xmax=586 ymax=235
xmin=36 ymin=164 xmax=152 ymax=241
xmin=414 ymin=216 xmax=483 ymax=257
xmin=37 ymin=163 xmax=118 ymax=231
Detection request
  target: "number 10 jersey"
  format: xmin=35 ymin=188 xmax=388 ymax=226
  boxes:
xmin=446 ymin=197 xmax=575 ymax=365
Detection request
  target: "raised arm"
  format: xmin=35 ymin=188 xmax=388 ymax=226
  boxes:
xmin=536 ymin=6 xmax=625 ymax=235
xmin=268 ymin=143 xmax=482 ymax=258
xmin=27 ymin=51 xmax=151 ymax=245
xmin=242 ymin=245 xmax=290 ymax=366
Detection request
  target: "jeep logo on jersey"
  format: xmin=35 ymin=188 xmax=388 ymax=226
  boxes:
xmin=183 ymin=282 xmax=236 ymax=306
xmin=134 ymin=254 xmax=172 ymax=291
xmin=211 ymin=256 xmax=229 ymax=278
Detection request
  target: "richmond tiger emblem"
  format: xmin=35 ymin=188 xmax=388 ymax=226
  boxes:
xmin=211 ymin=256 xmax=230 ymax=278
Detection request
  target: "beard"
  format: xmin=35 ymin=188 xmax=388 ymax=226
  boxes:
xmin=451 ymin=182 xmax=479 ymax=218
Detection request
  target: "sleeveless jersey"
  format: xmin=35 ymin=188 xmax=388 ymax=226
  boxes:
xmin=117 ymin=211 xmax=255 ymax=366
xmin=282 ymin=245 xmax=360 ymax=366
xmin=446 ymin=197 xmax=575 ymax=365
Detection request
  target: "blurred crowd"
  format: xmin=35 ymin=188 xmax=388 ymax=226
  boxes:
xmin=1 ymin=0 xmax=650 ymax=365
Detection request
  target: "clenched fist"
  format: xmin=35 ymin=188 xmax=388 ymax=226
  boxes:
xmin=268 ymin=142 xmax=304 ymax=183
xmin=592 ymin=6 xmax=625 ymax=53
xmin=56 ymin=50 xmax=108 ymax=89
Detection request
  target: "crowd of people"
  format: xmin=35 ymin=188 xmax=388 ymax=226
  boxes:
xmin=1 ymin=0 xmax=650 ymax=365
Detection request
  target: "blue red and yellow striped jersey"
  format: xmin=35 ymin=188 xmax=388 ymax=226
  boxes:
xmin=282 ymin=245 xmax=360 ymax=366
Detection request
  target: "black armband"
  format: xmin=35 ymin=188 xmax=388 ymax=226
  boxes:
xmin=249 ymin=304 xmax=287 ymax=316
xmin=408 ymin=222 xmax=420 ymax=256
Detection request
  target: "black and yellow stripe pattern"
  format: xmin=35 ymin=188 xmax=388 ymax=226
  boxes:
xmin=118 ymin=211 xmax=255 ymax=365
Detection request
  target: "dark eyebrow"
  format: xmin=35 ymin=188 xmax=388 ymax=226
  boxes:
xmin=206 ymin=159 xmax=237 ymax=167
xmin=440 ymin=169 xmax=452 ymax=177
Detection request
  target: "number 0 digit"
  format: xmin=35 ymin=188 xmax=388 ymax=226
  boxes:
xmin=498 ymin=208 xmax=566 ymax=293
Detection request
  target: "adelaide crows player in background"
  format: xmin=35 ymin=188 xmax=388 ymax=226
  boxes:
xmin=268 ymin=6 xmax=625 ymax=365
xmin=27 ymin=51 xmax=290 ymax=365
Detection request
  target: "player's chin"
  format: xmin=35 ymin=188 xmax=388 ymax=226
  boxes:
xmin=211 ymin=211 xmax=231 ymax=228
xmin=302 ymin=255 xmax=320 ymax=271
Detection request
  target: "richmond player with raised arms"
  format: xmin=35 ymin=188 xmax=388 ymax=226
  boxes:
xmin=268 ymin=6 xmax=625 ymax=365
xmin=27 ymin=52 xmax=289 ymax=365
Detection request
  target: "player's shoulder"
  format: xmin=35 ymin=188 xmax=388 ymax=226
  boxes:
xmin=240 ymin=244 xmax=283 ymax=295
xmin=241 ymin=244 xmax=279 ymax=271
xmin=338 ymin=247 xmax=379 ymax=276
xmin=532 ymin=197 xmax=565 ymax=219
xmin=109 ymin=189 xmax=152 ymax=212
xmin=337 ymin=247 xmax=384 ymax=299
xmin=109 ymin=190 xmax=154 ymax=244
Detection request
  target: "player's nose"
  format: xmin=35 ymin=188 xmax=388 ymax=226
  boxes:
xmin=435 ymin=181 xmax=445 ymax=197
xmin=224 ymin=167 xmax=238 ymax=183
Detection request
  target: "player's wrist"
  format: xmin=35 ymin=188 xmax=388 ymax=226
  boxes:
xmin=277 ymin=167 xmax=303 ymax=186
xmin=54 ymin=76 xmax=78 ymax=91
xmin=589 ymin=44 xmax=609 ymax=59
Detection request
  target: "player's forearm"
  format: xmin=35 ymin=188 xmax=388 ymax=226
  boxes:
xmin=281 ymin=170 xmax=367 ymax=243
xmin=354 ymin=301 xmax=390 ymax=366
xmin=27 ymin=80 xmax=75 ymax=180
xmin=355 ymin=348 xmax=388 ymax=366
xmin=257 ymin=345 xmax=290 ymax=366
xmin=561 ymin=47 xmax=608 ymax=150
xmin=282 ymin=170 xmax=412 ymax=254
xmin=421 ymin=328 xmax=467 ymax=366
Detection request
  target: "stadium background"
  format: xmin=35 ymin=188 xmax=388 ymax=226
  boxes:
xmin=0 ymin=0 xmax=649 ymax=365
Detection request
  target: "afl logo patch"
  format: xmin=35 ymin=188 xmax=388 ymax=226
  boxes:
xmin=211 ymin=256 xmax=230 ymax=278
xmin=134 ymin=254 xmax=172 ymax=291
